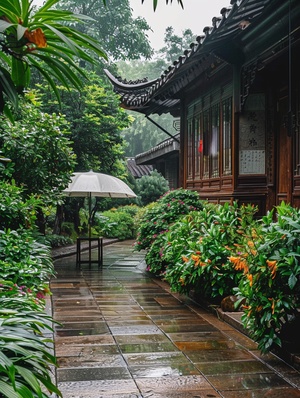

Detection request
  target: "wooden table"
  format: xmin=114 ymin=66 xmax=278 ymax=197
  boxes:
xmin=76 ymin=237 xmax=103 ymax=267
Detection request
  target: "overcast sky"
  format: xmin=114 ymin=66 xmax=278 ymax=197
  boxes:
xmin=32 ymin=0 xmax=228 ymax=50
xmin=130 ymin=0 xmax=228 ymax=49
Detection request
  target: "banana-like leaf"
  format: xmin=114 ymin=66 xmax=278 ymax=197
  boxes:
xmin=0 ymin=65 xmax=18 ymax=109
xmin=14 ymin=366 xmax=43 ymax=398
xmin=11 ymin=57 xmax=30 ymax=93
xmin=0 ymin=0 xmax=107 ymax=110
xmin=0 ymin=381 xmax=22 ymax=398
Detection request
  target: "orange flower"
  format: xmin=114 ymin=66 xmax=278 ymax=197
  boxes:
xmin=247 ymin=241 xmax=255 ymax=248
xmin=24 ymin=27 xmax=47 ymax=48
xmin=179 ymin=277 xmax=185 ymax=286
xmin=228 ymin=256 xmax=249 ymax=274
xmin=182 ymin=256 xmax=189 ymax=263
xmin=269 ymin=298 xmax=276 ymax=314
xmin=191 ymin=254 xmax=200 ymax=267
xmin=247 ymin=274 xmax=253 ymax=286
xmin=266 ymin=260 xmax=277 ymax=279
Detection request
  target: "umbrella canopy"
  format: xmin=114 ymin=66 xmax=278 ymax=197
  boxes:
xmin=64 ymin=170 xmax=136 ymax=238
xmin=64 ymin=170 xmax=136 ymax=198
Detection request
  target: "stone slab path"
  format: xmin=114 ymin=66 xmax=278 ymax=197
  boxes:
xmin=51 ymin=240 xmax=300 ymax=398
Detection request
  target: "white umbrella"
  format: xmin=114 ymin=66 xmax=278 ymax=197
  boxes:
xmin=64 ymin=170 xmax=136 ymax=237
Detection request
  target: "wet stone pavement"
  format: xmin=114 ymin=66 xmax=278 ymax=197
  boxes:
xmin=51 ymin=240 xmax=300 ymax=398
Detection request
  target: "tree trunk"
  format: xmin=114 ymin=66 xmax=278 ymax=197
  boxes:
xmin=36 ymin=208 xmax=46 ymax=235
xmin=53 ymin=204 xmax=64 ymax=235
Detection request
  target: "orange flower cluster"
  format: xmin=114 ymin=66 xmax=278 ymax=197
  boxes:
xmin=179 ymin=277 xmax=185 ymax=286
xmin=24 ymin=27 xmax=47 ymax=49
xmin=191 ymin=254 xmax=207 ymax=268
xmin=228 ymin=256 xmax=249 ymax=274
xmin=266 ymin=260 xmax=277 ymax=279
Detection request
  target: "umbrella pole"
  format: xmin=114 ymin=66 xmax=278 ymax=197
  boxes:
xmin=88 ymin=192 xmax=92 ymax=239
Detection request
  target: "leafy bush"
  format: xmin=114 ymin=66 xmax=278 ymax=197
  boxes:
xmin=115 ymin=204 xmax=140 ymax=217
xmin=0 ymin=228 xmax=60 ymax=397
xmin=135 ymin=188 xmax=203 ymax=251
xmin=0 ymin=229 xmax=54 ymax=293
xmin=148 ymin=202 xmax=257 ymax=300
xmin=136 ymin=170 xmax=169 ymax=205
xmin=0 ymin=180 xmax=40 ymax=230
xmin=0 ymin=304 xmax=61 ymax=398
xmin=44 ymin=234 xmax=74 ymax=248
xmin=233 ymin=202 xmax=300 ymax=353
xmin=145 ymin=211 xmax=202 ymax=275
xmin=61 ymin=221 xmax=77 ymax=240
xmin=95 ymin=210 xmax=136 ymax=240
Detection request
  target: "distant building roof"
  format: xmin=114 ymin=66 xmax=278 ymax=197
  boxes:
xmin=135 ymin=134 xmax=180 ymax=165
xmin=126 ymin=158 xmax=153 ymax=178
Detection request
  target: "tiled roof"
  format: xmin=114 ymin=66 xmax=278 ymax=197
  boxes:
xmin=105 ymin=0 xmax=272 ymax=115
xmin=126 ymin=158 xmax=153 ymax=178
xmin=135 ymin=133 xmax=180 ymax=164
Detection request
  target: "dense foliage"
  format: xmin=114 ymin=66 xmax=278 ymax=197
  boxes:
xmin=0 ymin=99 xmax=76 ymax=205
xmin=95 ymin=209 xmax=136 ymax=240
xmin=55 ymin=0 xmax=153 ymax=60
xmin=233 ymin=202 xmax=300 ymax=353
xmin=136 ymin=193 xmax=300 ymax=354
xmin=135 ymin=188 xmax=203 ymax=251
xmin=0 ymin=180 xmax=39 ymax=230
xmin=0 ymin=225 xmax=58 ymax=396
xmin=0 ymin=0 xmax=106 ymax=113
xmin=136 ymin=170 xmax=169 ymax=205
xmin=38 ymin=73 xmax=130 ymax=175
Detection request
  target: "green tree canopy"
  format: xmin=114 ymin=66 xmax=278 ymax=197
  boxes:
xmin=56 ymin=0 xmax=153 ymax=60
xmin=37 ymin=72 xmax=131 ymax=176
xmin=0 ymin=97 xmax=76 ymax=206
xmin=157 ymin=26 xmax=195 ymax=63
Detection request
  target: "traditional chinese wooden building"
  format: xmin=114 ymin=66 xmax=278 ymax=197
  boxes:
xmin=105 ymin=0 xmax=300 ymax=215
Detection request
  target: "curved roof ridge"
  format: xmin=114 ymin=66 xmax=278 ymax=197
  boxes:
xmin=105 ymin=0 xmax=272 ymax=115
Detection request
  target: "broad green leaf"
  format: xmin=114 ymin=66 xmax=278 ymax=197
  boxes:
xmin=11 ymin=57 xmax=30 ymax=92
xmin=288 ymin=273 xmax=298 ymax=290
xmin=0 ymin=381 xmax=22 ymax=398
xmin=15 ymin=366 xmax=42 ymax=397
xmin=0 ymin=66 xmax=19 ymax=109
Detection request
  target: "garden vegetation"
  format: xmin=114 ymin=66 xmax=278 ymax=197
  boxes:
xmin=135 ymin=190 xmax=300 ymax=354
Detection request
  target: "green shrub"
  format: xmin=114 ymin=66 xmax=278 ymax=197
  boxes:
xmin=44 ymin=233 xmax=74 ymax=248
xmin=95 ymin=210 xmax=136 ymax=240
xmin=234 ymin=202 xmax=300 ymax=353
xmin=0 ymin=303 xmax=61 ymax=398
xmin=135 ymin=188 xmax=203 ymax=251
xmin=136 ymin=170 xmax=169 ymax=205
xmin=61 ymin=221 xmax=77 ymax=240
xmin=164 ymin=203 xmax=256 ymax=299
xmin=0 ymin=180 xmax=40 ymax=230
xmin=0 ymin=229 xmax=54 ymax=295
xmin=115 ymin=204 xmax=140 ymax=217
xmin=0 ymin=228 xmax=60 ymax=397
